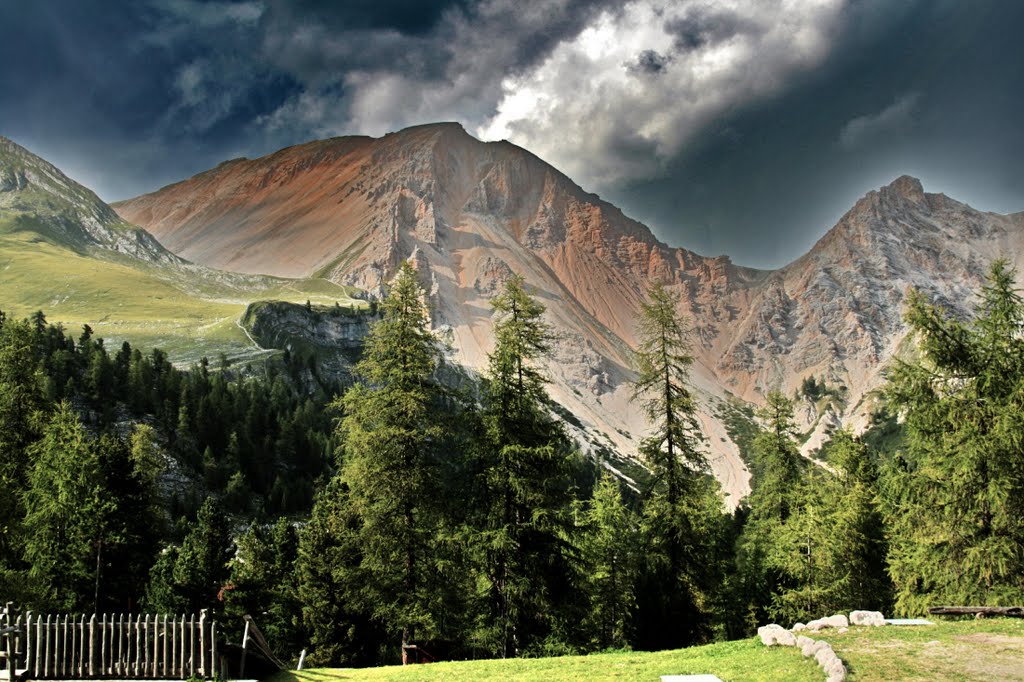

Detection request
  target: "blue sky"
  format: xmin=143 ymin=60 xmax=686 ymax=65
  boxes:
xmin=1 ymin=0 xmax=1021 ymax=268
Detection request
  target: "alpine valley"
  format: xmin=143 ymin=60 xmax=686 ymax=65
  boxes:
xmin=4 ymin=123 xmax=1023 ymax=503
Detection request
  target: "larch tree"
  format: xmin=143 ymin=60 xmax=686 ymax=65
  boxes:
xmin=883 ymin=259 xmax=1024 ymax=613
xmin=631 ymin=282 xmax=725 ymax=648
xmin=478 ymin=274 xmax=577 ymax=657
xmin=335 ymin=260 xmax=447 ymax=656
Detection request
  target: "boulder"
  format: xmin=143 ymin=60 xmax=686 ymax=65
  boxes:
xmin=757 ymin=624 xmax=796 ymax=646
xmin=850 ymin=610 xmax=886 ymax=627
xmin=808 ymin=614 xmax=849 ymax=631
xmin=792 ymin=622 xmax=806 ymax=632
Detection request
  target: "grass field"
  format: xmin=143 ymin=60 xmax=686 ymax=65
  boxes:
xmin=0 ymin=231 xmax=365 ymax=365
xmin=267 ymin=619 xmax=1024 ymax=682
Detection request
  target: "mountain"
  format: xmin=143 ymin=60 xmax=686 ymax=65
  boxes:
xmin=104 ymin=123 xmax=1024 ymax=500
xmin=0 ymin=136 xmax=181 ymax=264
xmin=0 ymin=136 xmax=366 ymax=364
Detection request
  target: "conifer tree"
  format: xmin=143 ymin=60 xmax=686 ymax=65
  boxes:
xmin=335 ymin=261 xmax=447 ymax=655
xmin=884 ymin=259 xmax=1024 ymax=612
xmin=748 ymin=391 xmax=803 ymax=523
xmin=579 ymin=475 xmax=638 ymax=650
xmin=735 ymin=390 xmax=805 ymax=629
xmin=630 ymin=283 xmax=725 ymax=648
xmin=22 ymin=402 xmax=113 ymax=611
xmin=478 ymin=274 xmax=577 ymax=657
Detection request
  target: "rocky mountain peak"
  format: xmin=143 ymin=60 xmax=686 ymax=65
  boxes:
xmin=882 ymin=174 xmax=926 ymax=203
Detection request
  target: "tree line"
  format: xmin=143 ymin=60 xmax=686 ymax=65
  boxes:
xmin=2 ymin=259 xmax=1022 ymax=666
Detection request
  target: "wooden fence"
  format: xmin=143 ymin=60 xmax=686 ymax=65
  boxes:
xmin=1 ymin=607 xmax=219 ymax=680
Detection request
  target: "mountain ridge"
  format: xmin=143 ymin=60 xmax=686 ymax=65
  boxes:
xmin=28 ymin=123 xmax=1024 ymax=503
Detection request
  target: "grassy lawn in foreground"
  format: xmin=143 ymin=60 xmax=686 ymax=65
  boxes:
xmin=267 ymin=619 xmax=1024 ymax=682
xmin=269 ymin=639 xmax=819 ymax=682
xmin=822 ymin=617 xmax=1024 ymax=681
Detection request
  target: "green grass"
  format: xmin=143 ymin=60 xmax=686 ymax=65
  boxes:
xmin=266 ymin=619 xmax=1024 ymax=682
xmin=0 ymin=231 xmax=365 ymax=365
xmin=270 ymin=639 xmax=819 ymax=682
xmin=824 ymin=617 xmax=1024 ymax=681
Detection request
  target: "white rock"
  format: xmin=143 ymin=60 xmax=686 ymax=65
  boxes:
xmin=837 ymin=626 xmax=849 ymax=634
xmin=796 ymin=635 xmax=815 ymax=649
xmin=850 ymin=610 xmax=886 ymax=627
xmin=792 ymin=622 xmax=806 ymax=632
xmin=808 ymin=614 xmax=849 ymax=631
xmin=757 ymin=624 xmax=796 ymax=646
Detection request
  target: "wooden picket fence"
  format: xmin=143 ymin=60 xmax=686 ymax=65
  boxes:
xmin=1 ymin=607 xmax=219 ymax=680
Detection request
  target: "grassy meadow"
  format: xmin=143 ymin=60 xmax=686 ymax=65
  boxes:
xmin=266 ymin=618 xmax=1024 ymax=682
xmin=0 ymin=230 xmax=365 ymax=365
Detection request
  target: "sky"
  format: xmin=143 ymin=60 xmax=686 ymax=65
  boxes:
xmin=1 ymin=0 xmax=1022 ymax=269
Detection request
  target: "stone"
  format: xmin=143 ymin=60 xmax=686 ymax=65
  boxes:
xmin=757 ymin=624 xmax=796 ymax=647
xmin=792 ymin=622 xmax=806 ymax=632
xmin=837 ymin=626 xmax=849 ymax=634
xmin=850 ymin=610 xmax=886 ymax=627
xmin=807 ymin=614 xmax=849 ymax=631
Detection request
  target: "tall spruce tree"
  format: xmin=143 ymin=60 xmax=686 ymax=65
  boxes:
xmin=883 ymin=259 xmax=1024 ymax=613
xmin=335 ymin=261 xmax=447 ymax=656
xmin=478 ymin=275 xmax=577 ymax=657
xmin=631 ymin=283 xmax=725 ymax=648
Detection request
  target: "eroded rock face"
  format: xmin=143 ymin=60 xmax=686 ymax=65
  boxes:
xmin=112 ymin=124 xmax=1024 ymax=502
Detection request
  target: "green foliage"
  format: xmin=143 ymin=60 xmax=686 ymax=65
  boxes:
xmin=882 ymin=259 xmax=1024 ymax=613
xmin=630 ymin=283 xmax=728 ymax=649
xmin=578 ymin=475 xmax=638 ymax=650
xmin=147 ymin=497 xmax=232 ymax=615
xmin=224 ymin=518 xmax=304 ymax=659
xmin=473 ymin=275 xmax=581 ymax=657
xmin=333 ymin=262 xmax=450 ymax=649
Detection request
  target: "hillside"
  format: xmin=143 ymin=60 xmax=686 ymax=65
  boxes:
xmin=114 ymin=123 xmax=1024 ymax=501
xmin=0 ymin=136 xmax=365 ymax=364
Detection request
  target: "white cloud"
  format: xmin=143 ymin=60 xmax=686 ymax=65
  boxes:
xmin=838 ymin=92 xmax=921 ymax=149
xmin=476 ymin=0 xmax=848 ymax=190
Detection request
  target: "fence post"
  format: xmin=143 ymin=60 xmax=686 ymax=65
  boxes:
xmin=199 ymin=611 xmax=207 ymax=678
xmin=210 ymin=621 xmax=217 ymax=682
xmin=239 ymin=617 xmax=251 ymax=680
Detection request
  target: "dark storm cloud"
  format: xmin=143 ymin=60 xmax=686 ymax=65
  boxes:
xmin=608 ymin=1 xmax=1024 ymax=268
xmin=665 ymin=8 xmax=760 ymax=52
xmin=0 ymin=0 xmax=1021 ymax=269
xmin=629 ymin=50 xmax=672 ymax=76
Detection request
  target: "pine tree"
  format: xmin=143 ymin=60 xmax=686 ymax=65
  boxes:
xmin=334 ymin=261 xmax=447 ymax=655
xmin=0 ymin=317 xmax=45 ymax=594
xmin=735 ymin=390 xmax=805 ymax=629
xmin=477 ymin=274 xmax=577 ymax=657
xmin=883 ymin=259 xmax=1024 ymax=612
xmin=748 ymin=391 xmax=803 ymax=523
xmin=630 ymin=283 xmax=725 ymax=648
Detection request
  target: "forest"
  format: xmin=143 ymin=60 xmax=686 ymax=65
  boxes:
xmin=1 ymin=259 xmax=1023 ymax=667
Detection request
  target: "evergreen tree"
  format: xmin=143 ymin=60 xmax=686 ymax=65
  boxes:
xmin=748 ymin=391 xmax=804 ymax=523
xmin=630 ymin=283 xmax=725 ymax=648
xmin=476 ymin=275 xmax=578 ymax=657
xmin=22 ymin=402 xmax=114 ymax=611
xmin=334 ymin=261 xmax=447 ymax=655
xmin=883 ymin=259 xmax=1024 ymax=612
xmin=735 ymin=390 xmax=805 ymax=629
xmin=225 ymin=518 xmax=304 ymax=659
xmin=0 ymin=317 xmax=45 ymax=596
xmin=579 ymin=475 xmax=638 ymax=650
